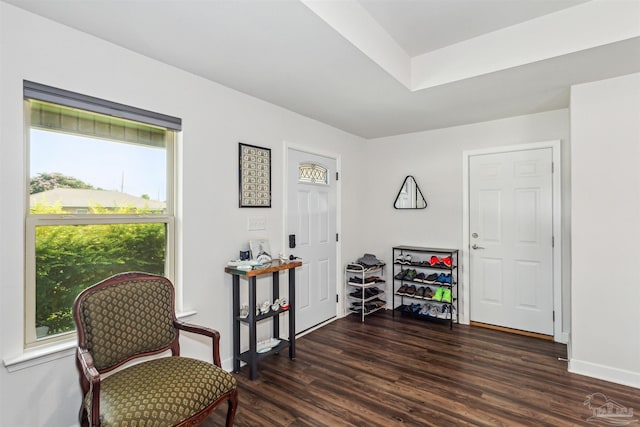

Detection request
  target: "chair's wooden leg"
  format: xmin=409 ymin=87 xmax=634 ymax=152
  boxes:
xmin=225 ymin=389 xmax=239 ymax=427
xmin=79 ymin=403 xmax=89 ymax=427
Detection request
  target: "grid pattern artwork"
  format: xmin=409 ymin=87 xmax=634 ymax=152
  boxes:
xmin=239 ymin=143 xmax=271 ymax=207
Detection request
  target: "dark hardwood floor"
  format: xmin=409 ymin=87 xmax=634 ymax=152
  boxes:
xmin=206 ymin=312 xmax=639 ymax=426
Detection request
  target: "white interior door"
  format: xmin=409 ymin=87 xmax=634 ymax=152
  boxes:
xmin=469 ymin=148 xmax=554 ymax=335
xmin=287 ymin=149 xmax=337 ymax=333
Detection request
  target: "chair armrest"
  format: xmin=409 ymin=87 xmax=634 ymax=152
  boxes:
xmin=77 ymin=348 xmax=100 ymax=384
xmin=174 ymin=320 xmax=222 ymax=367
xmin=77 ymin=348 xmax=101 ymax=426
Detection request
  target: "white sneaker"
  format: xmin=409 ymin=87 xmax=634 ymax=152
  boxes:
xmin=437 ymin=305 xmax=450 ymax=319
xmin=395 ymin=254 xmax=407 ymax=264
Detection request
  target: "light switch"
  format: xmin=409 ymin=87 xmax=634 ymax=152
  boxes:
xmin=248 ymin=216 xmax=266 ymax=231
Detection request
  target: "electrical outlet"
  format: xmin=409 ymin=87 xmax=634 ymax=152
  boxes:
xmin=248 ymin=216 xmax=266 ymax=231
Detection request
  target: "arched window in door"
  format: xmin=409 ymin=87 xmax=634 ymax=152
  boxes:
xmin=298 ymin=163 xmax=328 ymax=185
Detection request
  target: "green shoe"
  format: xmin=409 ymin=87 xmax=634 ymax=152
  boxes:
xmin=442 ymin=288 xmax=452 ymax=303
xmin=405 ymin=269 xmax=417 ymax=280
xmin=433 ymin=287 xmax=443 ymax=301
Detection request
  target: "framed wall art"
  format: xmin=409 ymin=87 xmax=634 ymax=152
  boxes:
xmin=239 ymin=142 xmax=271 ymax=208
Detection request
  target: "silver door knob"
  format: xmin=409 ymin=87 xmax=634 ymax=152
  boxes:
xmin=472 ymin=244 xmax=485 ymax=250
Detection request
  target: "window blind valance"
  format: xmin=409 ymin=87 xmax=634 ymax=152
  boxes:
xmin=28 ymin=100 xmax=168 ymax=148
xmin=24 ymin=80 xmax=182 ymax=131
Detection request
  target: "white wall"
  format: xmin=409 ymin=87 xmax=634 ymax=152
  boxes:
xmin=0 ymin=3 xmax=367 ymax=426
xmin=362 ymin=110 xmax=572 ymax=333
xmin=569 ymin=72 xmax=640 ymax=388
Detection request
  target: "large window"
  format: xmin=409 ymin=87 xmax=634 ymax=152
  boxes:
xmin=24 ymin=81 xmax=180 ymax=347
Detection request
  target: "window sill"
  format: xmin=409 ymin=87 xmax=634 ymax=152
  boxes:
xmin=3 ymin=310 xmax=197 ymax=372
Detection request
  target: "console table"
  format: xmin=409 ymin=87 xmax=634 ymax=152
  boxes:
xmin=225 ymin=259 xmax=302 ymax=380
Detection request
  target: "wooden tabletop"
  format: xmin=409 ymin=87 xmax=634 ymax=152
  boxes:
xmin=225 ymin=259 xmax=302 ymax=277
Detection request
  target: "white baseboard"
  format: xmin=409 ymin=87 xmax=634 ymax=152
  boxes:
xmin=569 ymin=358 xmax=640 ymax=389
xmin=222 ymin=356 xmax=235 ymax=373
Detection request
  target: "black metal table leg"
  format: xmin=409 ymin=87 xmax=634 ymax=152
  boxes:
xmin=232 ymin=275 xmax=240 ymax=373
xmin=288 ymin=267 xmax=296 ymax=360
xmin=272 ymin=271 xmax=279 ymax=339
xmin=248 ymin=276 xmax=257 ymax=380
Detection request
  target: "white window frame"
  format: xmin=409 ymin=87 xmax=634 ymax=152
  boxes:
xmin=23 ymin=82 xmax=179 ymax=349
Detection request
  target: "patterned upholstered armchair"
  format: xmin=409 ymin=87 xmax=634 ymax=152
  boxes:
xmin=73 ymin=272 xmax=238 ymax=427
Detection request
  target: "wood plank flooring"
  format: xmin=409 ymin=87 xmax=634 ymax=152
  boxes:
xmin=205 ymin=312 xmax=640 ymax=426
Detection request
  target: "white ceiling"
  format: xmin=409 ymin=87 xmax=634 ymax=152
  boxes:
xmin=359 ymin=0 xmax=590 ymax=56
xmin=4 ymin=0 xmax=640 ymax=139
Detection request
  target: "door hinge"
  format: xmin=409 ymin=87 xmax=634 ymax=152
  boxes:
xmin=336 ymin=171 xmax=339 ymax=181
xmin=336 ymin=233 xmax=339 ymax=242
xmin=552 ymin=236 xmax=555 ymax=247
xmin=336 ymin=294 xmax=339 ymax=303
xmin=553 ymin=311 xmax=555 ymax=321
xmin=552 ymin=162 xmax=555 ymax=173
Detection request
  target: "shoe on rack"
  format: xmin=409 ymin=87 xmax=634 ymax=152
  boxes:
xmin=396 ymin=284 xmax=408 ymax=295
xmin=419 ymin=303 xmax=428 ymax=316
xmin=415 ymin=272 xmax=426 ymax=282
xmin=433 ymin=287 xmax=443 ymax=301
xmin=441 ymin=274 xmax=452 ymax=284
xmin=405 ymin=269 xmax=417 ymax=281
xmin=424 ymin=273 xmax=438 ymax=283
xmin=415 ymin=287 xmax=425 ymax=298
xmin=364 ymin=288 xmax=378 ymax=298
xmin=437 ymin=305 xmax=450 ymax=319
xmin=394 ymin=254 xmax=407 ymax=264
xmin=419 ymin=304 xmax=429 ymax=316
xmin=442 ymin=288 xmax=452 ymax=303
xmin=406 ymin=285 xmax=417 ymax=296
xmin=429 ymin=256 xmax=439 ymax=266
xmin=429 ymin=304 xmax=439 ymax=317
xmin=435 ymin=273 xmax=447 ymax=283
xmin=441 ymin=256 xmax=452 ymax=267
xmin=424 ymin=287 xmax=434 ymax=299
xmin=349 ymin=289 xmax=363 ymax=298
xmin=394 ymin=270 xmax=407 ymax=280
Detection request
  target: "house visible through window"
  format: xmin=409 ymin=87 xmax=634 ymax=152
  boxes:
xmin=24 ymin=81 xmax=180 ymax=346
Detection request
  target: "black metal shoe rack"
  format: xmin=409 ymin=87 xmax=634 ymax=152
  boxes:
xmin=392 ymin=245 xmax=459 ymax=329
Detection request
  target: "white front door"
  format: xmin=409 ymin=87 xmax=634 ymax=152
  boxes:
xmin=469 ymin=148 xmax=554 ymax=335
xmin=287 ymin=148 xmax=337 ymax=333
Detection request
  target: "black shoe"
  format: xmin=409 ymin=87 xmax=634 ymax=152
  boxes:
xmin=424 ymin=273 xmax=438 ymax=283
xmin=395 ymin=270 xmax=407 ymax=280
xmin=349 ymin=290 xmax=363 ymax=298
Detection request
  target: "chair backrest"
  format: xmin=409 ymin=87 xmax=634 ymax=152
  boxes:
xmin=73 ymin=272 xmax=178 ymax=372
